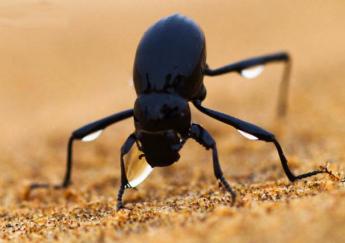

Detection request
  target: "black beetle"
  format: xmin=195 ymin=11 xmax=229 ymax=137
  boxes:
xmin=31 ymin=14 xmax=330 ymax=209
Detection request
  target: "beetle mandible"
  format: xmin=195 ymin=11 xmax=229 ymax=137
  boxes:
xmin=31 ymin=14 xmax=330 ymax=209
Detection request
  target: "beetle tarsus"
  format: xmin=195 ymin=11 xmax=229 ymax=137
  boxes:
xmin=218 ymin=178 xmax=237 ymax=206
xmin=272 ymin=139 xmax=330 ymax=182
xmin=61 ymin=136 xmax=75 ymax=188
xmin=29 ymin=183 xmax=51 ymax=190
xmin=213 ymin=147 xmax=237 ymax=205
xmin=116 ymin=184 xmax=126 ymax=211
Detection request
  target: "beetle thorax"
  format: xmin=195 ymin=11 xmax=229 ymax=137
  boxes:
xmin=133 ymin=93 xmax=191 ymax=135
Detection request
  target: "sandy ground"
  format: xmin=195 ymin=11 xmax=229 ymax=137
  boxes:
xmin=1 ymin=1 xmax=345 ymax=242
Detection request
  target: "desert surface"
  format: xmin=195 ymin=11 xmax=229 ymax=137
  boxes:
xmin=0 ymin=1 xmax=345 ymax=242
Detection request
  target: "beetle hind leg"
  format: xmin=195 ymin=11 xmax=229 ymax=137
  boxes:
xmin=205 ymin=52 xmax=291 ymax=117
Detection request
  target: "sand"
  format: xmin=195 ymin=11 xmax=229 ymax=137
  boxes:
xmin=0 ymin=1 xmax=345 ymax=242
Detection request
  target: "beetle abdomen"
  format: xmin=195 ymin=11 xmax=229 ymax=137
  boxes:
xmin=133 ymin=14 xmax=206 ymax=98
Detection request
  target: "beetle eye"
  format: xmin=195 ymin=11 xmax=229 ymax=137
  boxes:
xmin=124 ymin=144 xmax=153 ymax=188
xmin=81 ymin=130 xmax=103 ymax=142
xmin=240 ymin=65 xmax=264 ymax=79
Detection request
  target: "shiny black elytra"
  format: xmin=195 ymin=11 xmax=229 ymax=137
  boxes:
xmin=31 ymin=14 xmax=329 ymax=209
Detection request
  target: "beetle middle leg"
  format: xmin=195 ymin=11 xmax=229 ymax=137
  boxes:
xmin=189 ymin=123 xmax=236 ymax=203
xmin=193 ymin=100 xmax=331 ymax=182
xmin=204 ymin=52 xmax=291 ymax=117
xmin=30 ymin=109 xmax=133 ymax=190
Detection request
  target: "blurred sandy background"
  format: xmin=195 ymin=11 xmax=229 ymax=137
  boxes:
xmin=0 ymin=0 xmax=345 ymax=242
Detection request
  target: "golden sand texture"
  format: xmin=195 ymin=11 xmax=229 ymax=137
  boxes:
xmin=0 ymin=1 xmax=345 ymax=242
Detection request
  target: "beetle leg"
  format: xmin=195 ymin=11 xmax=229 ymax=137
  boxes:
xmin=30 ymin=109 xmax=133 ymax=191
xmin=205 ymin=52 xmax=291 ymax=117
xmin=193 ymin=100 xmax=331 ymax=182
xmin=117 ymin=133 xmax=136 ymax=210
xmin=190 ymin=123 xmax=236 ymax=204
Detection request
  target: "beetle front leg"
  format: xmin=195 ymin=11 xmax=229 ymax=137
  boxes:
xmin=193 ymin=100 xmax=331 ymax=182
xmin=30 ymin=109 xmax=133 ymax=191
xmin=190 ymin=123 xmax=236 ymax=204
xmin=117 ymin=133 xmax=136 ymax=210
